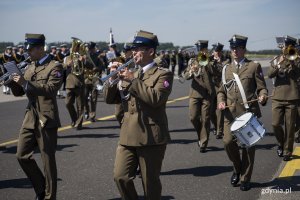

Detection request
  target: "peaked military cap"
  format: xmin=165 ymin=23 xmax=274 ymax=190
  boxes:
xmin=89 ymin=42 xmax=96 ymax=49
xmin=25 ymin=33 xmax=46 ymax=50
xmin=212 ymin=42 xmax=224 ymax=51
xmin=195 ymin=40 xmax=208 ymax=50
xmin=51 ymin=46 xmax=57 ymax=49
xmin=284 ymin=35 xmax=297 ymax=46
xmin=132 ymin=30 xmax=159 ymax=48
xmin=18 ymin=44 xmax=24 ymax=48
xmin=6 ymin=46 xmax=12 ymax=49
xmin=60 ymin=44 xmax=67 ymax=48
xmin=229 ymin=34 xmax=248 ymax=48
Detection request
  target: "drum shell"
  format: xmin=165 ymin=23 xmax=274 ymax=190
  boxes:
xmin=230 ymin=112 xmax=265 ymax=147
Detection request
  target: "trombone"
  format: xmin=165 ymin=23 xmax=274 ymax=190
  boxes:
xmin=270 ymin=45 xmax=299 ymax=77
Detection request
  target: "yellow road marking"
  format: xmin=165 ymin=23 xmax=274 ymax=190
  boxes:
xmin=0 ymin=97 xmax=189 ymax=147
xmin=279 ymin=147 xmax=300 ymax=178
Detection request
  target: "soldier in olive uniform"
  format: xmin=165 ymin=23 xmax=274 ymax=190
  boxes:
xmin=7 ymin=33 xmax=63 ymax=200
xmin=209 ymin=43 xmax=228 ymax=139
xmin=64 ymin=39 xmax=93 ymax=130
xmin=84 ymin=42 xmax=102 ymax=122
xmin=295 ymin=40 xmax=300 ymax=143
xmin=218 ymin=35 xmax=268 ymax=191
xmin=182 ymin=40 xmax=215 ymax=153
xmin=1 ymin=46 xmax=15 ymax=94
xmin=268 ymin=35 xmax=300 ymax=161
xmin=104 ymin=30 xmax=173 ymax=200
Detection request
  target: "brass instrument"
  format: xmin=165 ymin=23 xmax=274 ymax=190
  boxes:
xmin=99 ymin=58 xmax=134 ymax=84
xmin=270 ymin=45 xmax=299 ymax=78
xmin=70 ymin=37 xmax=87 ymax=76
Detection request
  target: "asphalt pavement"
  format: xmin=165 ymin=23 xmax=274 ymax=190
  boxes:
xmin=0 ymin=60 xmax=299 ymax=200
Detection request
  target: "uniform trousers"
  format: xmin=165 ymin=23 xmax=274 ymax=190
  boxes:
xmin=16 ymin=125 xmax=58 ymax=200
xmin=189 ymin=97 xmax=211 ymax=148
xmin=223 ymin=119 xmax=255 ymax=182
xmin=210 ymin=95 xmax=224 ymax=135
xmin=114 ymin=144 xmax=166 ymax=200
xmin=84 ymin=83 xmax=98 ymax=120
xmin=271 ymin=99 xmax=297 ymax=154
xmin=65 ymin=87 xmax=85 ymax=127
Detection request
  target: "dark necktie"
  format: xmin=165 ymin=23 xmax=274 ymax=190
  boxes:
xmin=139 ymin=69 xmax=144 ymax=80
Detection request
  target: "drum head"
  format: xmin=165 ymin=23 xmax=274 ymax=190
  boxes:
xmin=230 ymin=112 xmax=253 ymax=131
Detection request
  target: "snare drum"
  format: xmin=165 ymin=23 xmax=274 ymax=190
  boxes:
xmin=230 ymin=112 xmax=265 ymax=147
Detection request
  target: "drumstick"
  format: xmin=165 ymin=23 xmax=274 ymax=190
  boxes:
xmin=224 ymin=95 xmax=273 ymax=108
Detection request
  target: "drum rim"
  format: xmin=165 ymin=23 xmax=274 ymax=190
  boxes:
xmin=230 ymin=112 xmax=255 ymax=132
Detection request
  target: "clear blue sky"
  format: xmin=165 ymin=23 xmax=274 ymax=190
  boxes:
xmin=0 ymin=0 xmax=299 ymax=50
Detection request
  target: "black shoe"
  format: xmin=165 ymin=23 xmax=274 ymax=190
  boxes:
xmin=277 ymin=146 xmax=283 ymax=157
xmin=231 ymin=172 xmax=240 ymax=186
xmin=211 ymin=129 xmax=217 ymax=135
xmin=295 ymin=137 xmax=300 ymax=143
xmin=84 ymin=113 xmax=89 ymax=120
xmin=71 ymin=121 xmax=75 ymax=127
xmin=240 ymin=181 xmax=251 ymax=191
xmin=200 ymin=147 xmax=207 ymax=153
xmin=283 ymin=154 xmax=292 ymax=161
xmin=216 ymin=134 xmax=223 ymax=139
xmin=76 ymin=125 xmax=82 ymax=130
xmin=90 ymin=118 xmax=96 ymax=122
xmin=35 ymin=191 xmax=45 ymax=200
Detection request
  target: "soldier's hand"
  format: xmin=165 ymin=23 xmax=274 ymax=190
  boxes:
xmin=108 ymin=61 xmax=122 ymax=81
xmin=11 ymin=73 xmax=26 ymax=86
xmin=121 ymin=67 xmax=134 ymax=81
xmin=218 ymin=102 xmax=226 ymax=110
xmin=258 ymin=95 xmax=267 ymax=105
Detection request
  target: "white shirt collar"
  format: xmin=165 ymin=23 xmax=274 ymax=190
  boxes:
xmin=142 ymin=61 xmax=155 ymax=73
xmin=234 ymin=58 xmax=245 ymax=66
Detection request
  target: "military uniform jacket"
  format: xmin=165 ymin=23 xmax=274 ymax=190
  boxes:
xmin=104 ymin=63 xmax=173 ymax=146
xmin=267 ymin=59 xmax=300 ymax=101
xmin=64 ymin=55 xmax=93 ymax=89
xmin=9 ymin=55 xmax=63 ymax=129
xmin=217 ymin=58 xmax=268 ymax=119
xmin=182 ymin=60 xmax=215 ymax=99
xmin=209 ymin=57 xmax=230 ymax=88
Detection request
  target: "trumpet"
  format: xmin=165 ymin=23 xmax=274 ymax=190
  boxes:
xmin=99 ymin=58 xmax=134 ymax=84
xmin=0 ymin=57 xmax=31 ymax=86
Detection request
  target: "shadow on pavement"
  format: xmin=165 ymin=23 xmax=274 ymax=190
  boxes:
xmin=161 ymin=165 xmax=232 ymax=177
xmin=0 ymin=144 xmax=79 ymax=154
xmin=251 ymin=176 xmax=300 ymax=191
xmin=108 ymin=195 xmax=175 ymax=200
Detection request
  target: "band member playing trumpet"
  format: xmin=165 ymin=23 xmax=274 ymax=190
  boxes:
xmin=182 ymin=40 xmax=215 ymax=153
xmin=267 ymin=35 xmax=300 ymax=161
xmin=103 ymin=30 xmax=173 ymax=200
xmin=218 ymin=34 xmax=268 ymax=191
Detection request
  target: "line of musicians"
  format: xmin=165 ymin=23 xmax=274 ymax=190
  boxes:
xmin=2 ymin=32 xmax=300 ymax=199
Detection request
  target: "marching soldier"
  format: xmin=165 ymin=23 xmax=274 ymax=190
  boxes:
xmin=84 ymin=42 xmax=102 ymax=122
xmin=218 ymin=34 xmax=268 ymax=191
xmin=14 ymin=45 xmax=26 ymax=63
xmin=1 ymin=46 xmax=15 ymax=94
xmin=104 ymin=30 xmax=173 ymax=200
xmin=268 ymin=35 xmax=300 ymax=161
xmin=7 ymin=33 xmax=63 ymax=200
xmin=64 ymin=38 xmax=93 ymax=130
xmin=170 ymin=50 xmax=177 ymax=74
xmin=182 ymin=40 xmax=215 ymax=153
xmin=209 ymin=43 xmax=228 ymax=139
xmin=176 ymin=48 xmax=185 ymax=76
xmin=295 ymin=40 xmax=300 ymax=143
xmin=49 ymin=46 xmax=57 ymax=61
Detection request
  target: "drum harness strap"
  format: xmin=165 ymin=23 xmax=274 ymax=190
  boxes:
xmin=222 ymin=64 xmax=249 ymax=110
